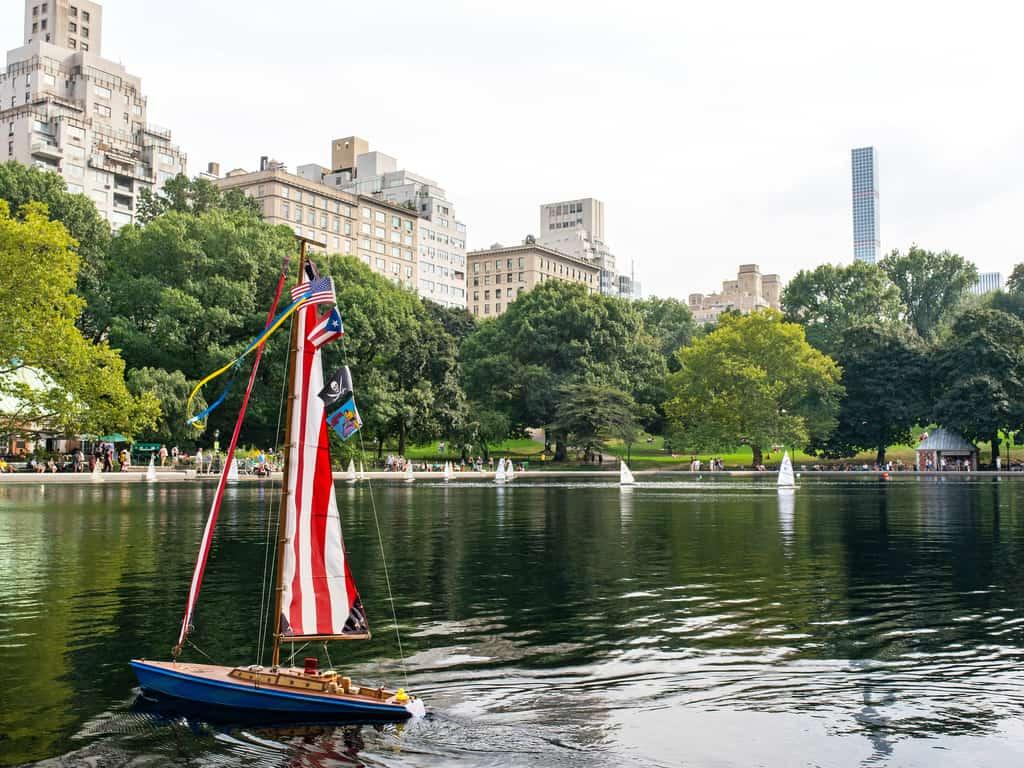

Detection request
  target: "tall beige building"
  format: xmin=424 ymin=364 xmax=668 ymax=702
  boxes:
xmin=215 ymin=161 xmax=419 ymax=291
xmin=467 ymin=239 xmax=599 ymax=318
xmin=2 ymin=0 xmax=186 ymax=228
xmin=299 ymin=136 xmax=467 ymax=309
xmin=688 ymin=264 xmax=782 ymax=324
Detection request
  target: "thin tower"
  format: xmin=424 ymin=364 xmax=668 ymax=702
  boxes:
xmin=851 ymin=147 xmax=880 ymax=264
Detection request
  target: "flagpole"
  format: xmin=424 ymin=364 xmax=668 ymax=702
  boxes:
xmin=271 ymin=236 xmax=314 ymax=668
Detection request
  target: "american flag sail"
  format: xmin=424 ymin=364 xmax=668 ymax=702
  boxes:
xmin=278 ymin=274 xmax=367 ymax=640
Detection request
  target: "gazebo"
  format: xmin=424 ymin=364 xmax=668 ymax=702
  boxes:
xmin=916 ymin=428 xmax=978 ymax=471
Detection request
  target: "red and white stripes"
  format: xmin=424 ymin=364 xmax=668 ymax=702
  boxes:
xmin=279 ymin=291 xmax=364 ymax=637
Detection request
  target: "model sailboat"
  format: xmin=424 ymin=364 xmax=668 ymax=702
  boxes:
xmin=494 ymin=457 xmax=507 ymax=484
xmin=777 ymin=451 xmax=796 ymax=490
xmin=619 ymin=461 xmax=636 ymax=486
xmin=131 ymin=254 xmax=423 ymax=721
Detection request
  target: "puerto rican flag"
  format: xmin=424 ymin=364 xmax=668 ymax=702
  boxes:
xmin=291 ymin=276 xmax=336 ymax=306
xmin=308 ymin=306 xmax=344 ymax=349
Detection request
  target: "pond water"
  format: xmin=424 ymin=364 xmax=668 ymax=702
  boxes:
xmin=1 ymin=478 xmax=1023 ymax=767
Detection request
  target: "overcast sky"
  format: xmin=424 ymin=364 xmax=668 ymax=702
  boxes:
xmin=6 ymin=0 xmax=1022 ymax=297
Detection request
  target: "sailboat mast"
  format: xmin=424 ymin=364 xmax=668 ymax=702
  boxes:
xmin=271 ymin=238 xmax=308 ymax=668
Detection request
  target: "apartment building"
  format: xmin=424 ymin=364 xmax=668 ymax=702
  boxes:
xmin=466 ymin=239 xmax=599 ymax=318
xmin=298 ymin=136 xmax=467 ymax=309
xmin=688 ymin=264 xmax=782 ymax=324
xmin=215 ymin=161 xmax=418 ymax=291
xmin=537 ymin=197 xmax=634 ymax=298
xmin=2 ymin=0 xmax=186 ymax=228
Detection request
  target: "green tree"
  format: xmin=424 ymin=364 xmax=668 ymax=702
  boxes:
xmin=1007 ymin=263 xmax=1024 ymax=296
xmin=103 ymin=206 xmax=297 ymax=443
xmin=781 ymin=261 xmax=904 ymax=353
xmin=0 ymin=201 xmax=158 ymax=440
xmin=0 ymin=162 xmax=112 ymax=339
xmin=126 ymin=367 xmax=206 ymax=447
xmin=664 ymin=310 xmax=843 ymax=467
xmin=880 ymin=246 xmax=978 ymax=339
xmin=635 ymin=297 xmax=698 ymax=372
xmin=462 ymin=282 xmax=662 ymax=460
xmin=810 ymin=324 xmax=929 ymax=464
xmin=315 ymin=257 xmax=466 ymax=457
xmin=136 ymin=174 xmax=258 ymax=224
xmin=931 ymin=308 xmax=1024 ymax=465
xmin=550 ymin=383 xmax=642 ymax=462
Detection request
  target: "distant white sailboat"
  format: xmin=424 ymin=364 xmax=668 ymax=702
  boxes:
xmin=345 ymin=459 xmax=357 ymax=483
xmin=620 ymin=461 xmax=636 ymax=486
xmin=777 ymin=451 xmax=796 ymax=489
xmin=505 ymin=459 xmax=515 ymax=482
xmin=91 ymin=460 xmax=104 ymax=482
xmin=358 ymin=461 xmax=366 ymax=481
xmin=494 ymin=457 xmax=507 ymax=484
xmin=145 ymin=455 xmax=158 ymax=483
xmin=404 ymin=462 xmax=415 ymax=483
xmin=443 ymin=461 xmax=453 ymax=482
xmin=226 ymin=458 xmax=240 ymax=483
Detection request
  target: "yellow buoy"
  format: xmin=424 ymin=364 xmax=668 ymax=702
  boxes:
xmin=394 ymin=688 xmax=409 ymax=703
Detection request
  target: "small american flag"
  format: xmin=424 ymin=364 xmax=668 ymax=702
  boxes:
xmin=291 ymin=276 xmax=336 ymax=306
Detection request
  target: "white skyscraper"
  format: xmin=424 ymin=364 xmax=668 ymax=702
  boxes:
xmin=538 ymin=197 xmax=630 ymax=297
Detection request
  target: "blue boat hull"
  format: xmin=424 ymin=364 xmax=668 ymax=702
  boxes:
xmin=131 ymin=660 xmax=414 ymax=721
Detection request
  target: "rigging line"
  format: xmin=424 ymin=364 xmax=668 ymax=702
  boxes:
xmin=256 ymin=313 xmax=295 ymax=666
xmin=339 ymin=334 xmax=410 ymax=688
xmin=187 ymin=639 xmax=219 ymax=666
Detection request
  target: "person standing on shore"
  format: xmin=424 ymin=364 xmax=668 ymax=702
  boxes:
xmin=196 ymin=448 xmax=204 ymax=475
xmin=158 ymin=445 xmax=168 ymax=467
xmin=103 ymin=445 xmax=114 ymax=472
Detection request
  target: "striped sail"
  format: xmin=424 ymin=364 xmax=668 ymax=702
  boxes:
xmin=279 ymin=291 xmax=367 ymax=639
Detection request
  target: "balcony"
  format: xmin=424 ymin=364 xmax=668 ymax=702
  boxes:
xmin=30 ymin=139 xmax=63 ymax=159
xmin=144 ymin=123 xmax=171 ymax=140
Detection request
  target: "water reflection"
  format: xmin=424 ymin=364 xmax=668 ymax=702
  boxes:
xmin=2 ymin=479 xmax=1024 ymax=766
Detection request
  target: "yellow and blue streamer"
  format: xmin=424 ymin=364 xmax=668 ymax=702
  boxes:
xmin=186 ymin=293 xmax=309 ymax=427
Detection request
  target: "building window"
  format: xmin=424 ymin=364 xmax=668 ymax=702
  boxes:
xmin=70 ymin=5 xmax=77 ymax=16
xmin=80 ymin=42 xmax=88 ymax=51
xmin=374 ymin=226 xmax=385 ymax=239
xmin=68 ymin=37 xmax=76 ymax=48
xmin=293 ymin=206 xmax=302 ymax=223
xmin=392 ymin=215 xmax=400 ymax=228
xmin=361 ymin=206 xmax=370 ymax=218
xmin=33 ymin=5 xmax=38 ymax=16
xmin=40 ymin=18 xmax=47 ymax=29
xmin=69 ymin=21 xmax=77 ymax=32
xmin=82 ymin=10 xmax=90 ymax=21
xmin=374 ymin=211 xmax=385 ymax=223
xmin=82 ymin=26 xmax=88 ymax=38
xmin=94 ymin=84 xmax=111 ymax=99
xmin=93 ymin=103 xmax=111 ymax=118
xmin=32 ymin=22 xmax=38 ymax=32
xmin=281 ymin=202 xmax=289 ymax=219
xmin=484 ymin=304 xmax=490 ymax=315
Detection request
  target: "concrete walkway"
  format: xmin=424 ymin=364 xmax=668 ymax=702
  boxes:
xmin=3 ymin=469 xmax=1023 ymax=484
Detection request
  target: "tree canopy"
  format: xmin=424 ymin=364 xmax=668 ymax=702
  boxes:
xmin=461 ymin=281 xmax=662 ymax=458
xmin=931 ymin=308 xmax=1024 ymax=463
xmin=0 ymin=161 xmax=112 ymax=339
xmin=136 ymin=174 xmax=258 ymax=224
xmin=781 ymin=261 xmax=904 ymax=353
xmin=0 ymin=201 xmax=158 ymax=440
xmin=880 ymin=246 xmax=978 ymax=339
xmin=1007 ymin=263 xmax=1024 ymax=296
xmin=810 ymin=323 xmax=929 ymax=463
xmin=664 ymin=310 xmax=843 ymax=466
